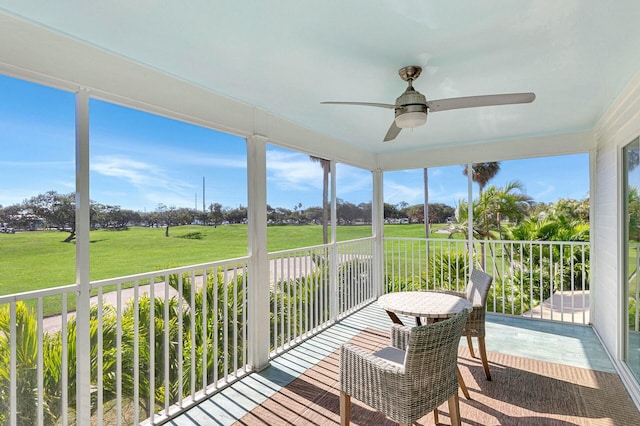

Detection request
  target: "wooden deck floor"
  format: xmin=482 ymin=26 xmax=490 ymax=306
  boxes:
xmin=168 ymin=301 xmax=620 ymax=425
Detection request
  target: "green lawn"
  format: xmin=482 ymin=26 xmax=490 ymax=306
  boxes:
xmin=1 ymin=223 xmax=457 ymax=297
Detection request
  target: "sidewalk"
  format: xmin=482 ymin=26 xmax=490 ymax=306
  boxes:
xmin=522 ymin=290 xmax=590 ymax=324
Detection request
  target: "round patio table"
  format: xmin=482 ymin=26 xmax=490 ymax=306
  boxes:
xmin=378 ymin=291 xmax=472 ymax=325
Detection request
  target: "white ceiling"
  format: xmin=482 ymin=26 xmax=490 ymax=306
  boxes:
xmin=2 ymin=1 xmax=640 ymax=156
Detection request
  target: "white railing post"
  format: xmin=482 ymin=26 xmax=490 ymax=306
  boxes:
xmin=247 ymin=135 xmax=270 ymax=371
xmin=329 ymin=160 xmax=339 ymax=319
xmin=372 ymin=169 xmax=385 ymax=296
xmin=467 ymin=162 xmax=474 ymax=273
xmin=75 ymin=88 xmax=91 ymax=424
xmin=9 ymin=303 xmax=16 ymax=426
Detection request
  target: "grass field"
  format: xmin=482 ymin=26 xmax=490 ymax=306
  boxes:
xmin=0 ymin=223 xmax=458 ymax=298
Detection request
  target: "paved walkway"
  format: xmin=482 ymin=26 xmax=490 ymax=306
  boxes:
xmin=522 ymin=290 xmax=590 ymax=324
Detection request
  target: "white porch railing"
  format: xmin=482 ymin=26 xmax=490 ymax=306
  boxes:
xmin=384 ymin=237 xmax=590 ymax=325
xmin=0 ymin=236 xmax=590 ymax=425
xmin=336 ymin=238 xmax=376 ymax=316
xmin=269 ymin=237 xmax=375 ymax=356
xmin=269 ymin=244 xmax=330 ymax=356
xmin=88 ymin=258 xmax=251 ymax=425
xmin=0 ymin=284 xmax=76 ymax=426
xmin=0 ymin=257 xmax=250 ymax=426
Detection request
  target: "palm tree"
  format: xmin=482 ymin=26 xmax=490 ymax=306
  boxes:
xmin=310 ymin=156 xmax=331 ymax=244
xmin=455 ymin=181 xmax=531 ymax=238
xmin=0 ymin=302 xmax=49 ymax=424
xmin=452 ymin=181 xmax=532 ymax=269
xmin=460 ymin=162 xmax=500 ymax=272
xmin=463 ymin=162 xmax=501 ymax=195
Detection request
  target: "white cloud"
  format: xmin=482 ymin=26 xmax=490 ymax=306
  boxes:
xmin=265 ymin=152 xmax=374 ymax=202
xmin=337 ymin=174 xmax=371 ymax=198
xmin=438 ymin=191 xmax=468 ymax=206
xmin=92 ymin=133 xmax=247 ymax=169
xmin=93 ymin=155 xmax=161 ymax=185
xmin=0 ymin=190 xmax=25 ymax=206
xmin=92 ymin=155 xmax=194 ymax=193
xmin=165 ymin=151 xmax=246 ymax=168
xmin=384 ymin=181 xmax=423 ymax=205
xmin=531 ymin=183 xmax=556 ymax=201
xmin=266 ymin=150 xmax=323 ymax=191
xmin=53 ymin=179 xmax=75 ymax=191
xmin=336 ymin=165 xmax=372 ymax=199
xmin=140 ymin=190 xmax=194 ymax=210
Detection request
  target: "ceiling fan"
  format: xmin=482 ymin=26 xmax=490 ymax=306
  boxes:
xmin=321 ymin=65 xmax=535 ymax=142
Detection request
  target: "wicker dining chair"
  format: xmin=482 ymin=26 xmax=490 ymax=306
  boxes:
xmin=339 ymin=309 xmax=469 ymax=426
xmin=444 ymin=268 xmax=494 ymax=380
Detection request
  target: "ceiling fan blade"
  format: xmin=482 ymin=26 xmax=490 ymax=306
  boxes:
xmin=383 ymin=121 xmax=402 ymax=142
xmin=426 ymin=92 xmax=535 ymax=112
xmin=321 ymin=101 xmax=397 ymax=109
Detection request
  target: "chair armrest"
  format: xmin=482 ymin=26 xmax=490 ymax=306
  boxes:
xmin=390 ymin=324 xmax=411 ymax=350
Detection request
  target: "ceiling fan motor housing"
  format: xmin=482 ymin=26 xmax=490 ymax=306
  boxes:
xmin=394 ymin=90 xmax=428 ymax=128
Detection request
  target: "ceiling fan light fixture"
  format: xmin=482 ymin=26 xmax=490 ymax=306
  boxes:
xmin=395 ymin=111 xmax=427 ymax=128
xmin=321 ymin=64 xmax=535 ymax=142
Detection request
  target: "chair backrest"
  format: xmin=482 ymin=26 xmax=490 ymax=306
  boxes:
xmin=465 ymin=269 xmax=493 ymax=307
xmin=404 ymin=309 xmax=469 ymax=377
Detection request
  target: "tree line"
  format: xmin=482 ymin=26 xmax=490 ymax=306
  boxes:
xmin=0 ymin=191 xmax=457 ymax=240
xmin=0 ymin=161 xmax=593 ymax=243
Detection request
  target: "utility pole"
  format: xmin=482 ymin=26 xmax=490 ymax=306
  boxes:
xmin=202 ymin=176 xmax=206 ymax=213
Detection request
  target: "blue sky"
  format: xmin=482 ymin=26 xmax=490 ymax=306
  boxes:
xmin=0 ymin=74 xmax=589 ymax=212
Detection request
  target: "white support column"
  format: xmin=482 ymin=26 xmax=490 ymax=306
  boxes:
xmin=246 ymin=135 xmax=270 ymax=371
xmin=589 ymin=147 xmax=597 ymax=325
xmin=329 ymin=160 xmax=338 ymax=320
xmin=424 ymin=167 xmax=430 ymax=284
xmin=372 ymin=169 xmax=385 ymax=296
xmin=330 ymin=161 xmax=337 ymax=244
xmin=75 ymin=88 xmax=91 ymax=424
xmin=467 ymin=162 xmax=474 ymax=273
